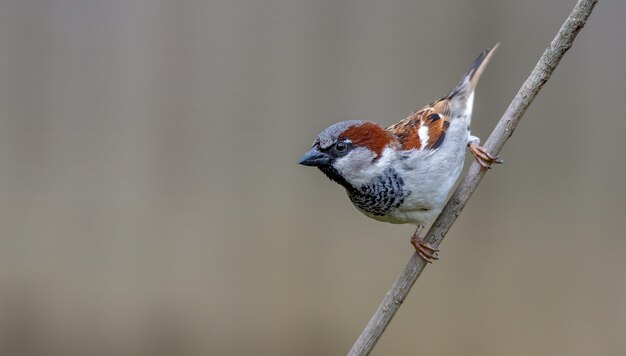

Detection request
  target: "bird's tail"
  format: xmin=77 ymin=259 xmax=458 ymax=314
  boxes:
xmin=448 ymin=43 xmax=500 ymax=99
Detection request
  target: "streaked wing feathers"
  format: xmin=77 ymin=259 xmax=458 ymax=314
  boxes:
xmin=387 ymin=99 xmax=451 ymax=151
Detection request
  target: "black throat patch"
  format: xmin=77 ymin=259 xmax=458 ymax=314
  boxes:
xmin=347 ymin=168 xmax=410 ymax=216
xmin=318 ymin=165 xmax=355 ymax=191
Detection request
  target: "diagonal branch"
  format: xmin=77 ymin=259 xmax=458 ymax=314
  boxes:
xmin=348 ymin=0 xmax=598 ymax=354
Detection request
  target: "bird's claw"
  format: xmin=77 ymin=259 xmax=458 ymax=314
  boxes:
xmin=410 ymin=233 xmax=440 ymax=263
xmin=469 ymin=143 xmax=503 ymax=169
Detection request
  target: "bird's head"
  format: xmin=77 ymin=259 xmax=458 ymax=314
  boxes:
xmin=298 ymin=120 xmax=396 ymax=190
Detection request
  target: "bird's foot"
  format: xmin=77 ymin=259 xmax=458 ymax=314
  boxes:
xmin=469 ymin=143 xmax=503 ymax=169
xmin=410 ymin=232 xmax=440 ymax=263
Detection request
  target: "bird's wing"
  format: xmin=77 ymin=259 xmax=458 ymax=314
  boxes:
xmin=388 ymin=44 xmax=498 ymax=151
xmin=387 ymin=99 xmax=452 ymax=151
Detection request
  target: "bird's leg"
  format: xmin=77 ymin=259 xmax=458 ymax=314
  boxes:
xmin=410 ymin=226 xmax=440 ymax=263
xmin=468 ymin=135 xmax=503 ymax=169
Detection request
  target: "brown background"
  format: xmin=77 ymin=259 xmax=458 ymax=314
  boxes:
xmin=1 ymin=0 xmax=625 ymax=355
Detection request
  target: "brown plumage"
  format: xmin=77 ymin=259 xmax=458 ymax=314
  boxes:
xmin=388 ymin=99 xmax=452 ymax=150
xmin=340 ymin=122 xmax=395 ymax=157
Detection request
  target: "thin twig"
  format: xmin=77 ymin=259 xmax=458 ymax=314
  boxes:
xmin=348 ymin=0 xmax=598 ymax=354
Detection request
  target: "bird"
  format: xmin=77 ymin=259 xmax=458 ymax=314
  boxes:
xmin=298 ymin=44 xmax=502 ymax=263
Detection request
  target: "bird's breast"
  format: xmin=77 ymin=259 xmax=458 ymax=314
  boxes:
xmin=347 ymin=168 xmax=409 ymax=218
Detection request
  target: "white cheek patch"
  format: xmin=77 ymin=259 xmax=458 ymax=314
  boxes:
xmin=418 ymin=126 xmax=429 ymax=149
xmin=333 ymin=147 xmax=394 ymax=187
xmin=333 ymin=148 xmax=373 ymax=183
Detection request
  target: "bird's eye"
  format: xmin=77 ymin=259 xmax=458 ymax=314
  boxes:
xmin=335 ymin=142 xmax=347 ymax=152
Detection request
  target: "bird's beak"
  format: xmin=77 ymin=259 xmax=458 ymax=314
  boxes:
xmin=298 ymin=148 xmax=331 ymax=167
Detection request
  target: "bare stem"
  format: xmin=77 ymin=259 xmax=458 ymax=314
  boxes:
xmin=348 ymin=0 xmax=598 ymax=354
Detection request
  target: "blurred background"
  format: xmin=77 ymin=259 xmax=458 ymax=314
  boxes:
xmin=0 ymin=0 xmax=624 ymax=355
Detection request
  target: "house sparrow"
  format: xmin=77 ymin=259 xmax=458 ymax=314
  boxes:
xmin=299 ymin=45 xmax=501 ymax=262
